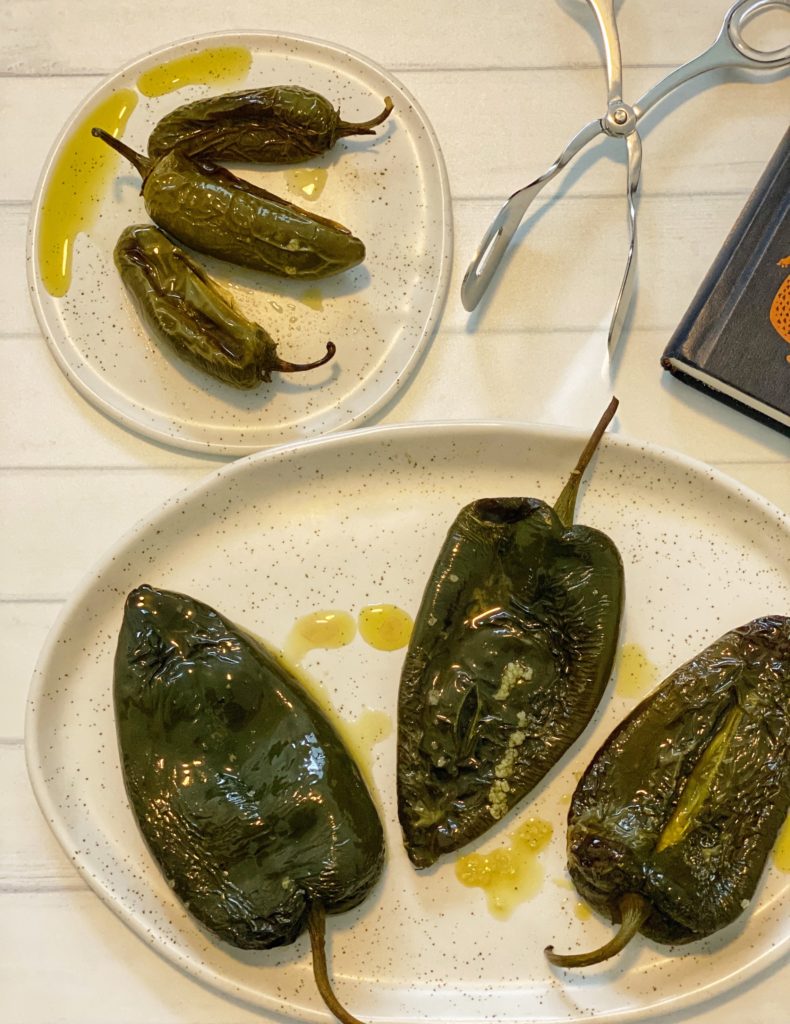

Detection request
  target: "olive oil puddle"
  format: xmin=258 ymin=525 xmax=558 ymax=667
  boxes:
xmin=285 ymin=167 xmax=329 ymax=201
xmin=299 ymin=287 xmax=324 ymax=311
xmin=455 ymin=818 xmax=553 ymax=919
xmin=39 ymin=48 xmax=253 ymax=297
xmin=284 ymin=610 xmax=357 ymax=663
xmin=38 ymin=89 xmax=138 ymax=297
xmin=772 ymin=813 xmax=790 ymax=871
xmin=359 ymin=603 xmax=413 ymax=650
xmin=574 ymin=900 xmax=592 ymax=920
xmin=136 ymin=47 xmax=252 ymax=97
xmin=284 ymin=606 xmax=413 ymax=659
xmin=615 ymin=642 xmax=659 ymax=698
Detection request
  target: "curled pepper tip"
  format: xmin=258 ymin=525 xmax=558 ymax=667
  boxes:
xmin=269 ymin=340 xmax=336 ymax=377
xmin=545 ymin=893 xmax=650 ymax=969
xmin=337 ymin=95 xmax=394 ymax=137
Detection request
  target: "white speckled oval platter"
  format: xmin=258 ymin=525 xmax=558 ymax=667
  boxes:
xmin=26 ymin=33 xmax=451 ymax=455
xmin=26 ymin=422 xmax=790 ymax=1022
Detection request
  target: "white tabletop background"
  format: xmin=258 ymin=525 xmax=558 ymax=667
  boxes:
xmin=2 ymin=1 xmax=789 ymax=1022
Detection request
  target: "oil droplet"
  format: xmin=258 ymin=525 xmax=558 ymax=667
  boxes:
xmin=283 ymin=610 xmax=356 ymax=664
xmin=771 ymin=813 xmax=790 ymax=871
xmin=285 ymin=167 xmax=329 ymax=201
xmin=269 ymin=299 xmax=284 ymax=314
xmin=574 ymin=900 xmax=592 ymax=920
xmin=137 ymin=47 xmax=252 ymax=97
xmin=37 ymin=88 xmax=138 ymax=297
xmin=358 ymin=604 xmax=413 ymax=651
xmin=553 ymin=876 xmax=574 ymax=891
xmin=455 ymin=818 xmax=553 ymax=920
xmin=615 ymin=642 xmax=659 ymax=699
xmin=299 ymin=287 xmax=324 ymax=311
xmin=343 ymin=709 xmax=393 ymax=784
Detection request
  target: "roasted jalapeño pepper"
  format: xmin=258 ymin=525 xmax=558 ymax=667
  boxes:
xmin=93 ymin=128 xmax=365 ymax=278
xmin=546 ymin=616 xmax=790 ymax=967
xmin=148 ymin=85 xmax=394 ymax=162
xmin=115 ymin=585 xmax=385 ymax=1024
xmin=115 ymin=225 xmax=335 ymax=388
xmin=397 ymin=399 xmax=623 ymax=868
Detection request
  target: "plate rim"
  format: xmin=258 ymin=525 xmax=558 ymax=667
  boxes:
xmin=24 ymin=418 xmax=790 ymax=1023
xmin=25 ymin=29 xmax=453 ymax=456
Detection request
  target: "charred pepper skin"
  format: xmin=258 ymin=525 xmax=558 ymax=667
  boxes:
xmin=397 ymin=400 xmax=623 ymax=868
xmin=114 ymin=585 xmax=385 ymax=951
xmin=93 ymin=128 xmax=366 ymax=278
xmin=148 ymin=85 xmax=394 ymax=163
xmin=114 ymin=225 xmax=335 ymax=388
xmin=548 ymin=616 xmax=790 ymax=967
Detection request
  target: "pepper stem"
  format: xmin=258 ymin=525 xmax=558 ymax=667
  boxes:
xmin=337 ymin=96 xmax=394 ymax=137
xmin=271 ymin=341 xmax=337 ymax=375
xmin=545 ymin=892 xmax=650 ymax=968
xmin=553 ymin=396 xmax=619 ymax=528
xmin=91 ymin=127 xmax=155 ymax=179
xmin=307 ymin=903 xmax=367 ymax=1024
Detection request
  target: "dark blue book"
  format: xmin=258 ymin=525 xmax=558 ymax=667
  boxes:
xmin=661 ymin=128 xmax=790 ymax=436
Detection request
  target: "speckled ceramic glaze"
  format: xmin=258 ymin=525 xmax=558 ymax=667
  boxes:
xmin=26 ymin=422 xmax=790 ymax=1022
xmin=26 ymin=33 xmax=452 ymax=454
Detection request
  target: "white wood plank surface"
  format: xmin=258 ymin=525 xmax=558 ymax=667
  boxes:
xmin=2 ymin=1 xmax=788 ymax=1021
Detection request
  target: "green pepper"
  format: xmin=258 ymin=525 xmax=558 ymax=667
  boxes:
xmin=546 ymin=615 xmax=790 ymax=968
xmin=397 ymin=399 xmax=623 ymax=868
xmin=114 ymin=584 xmax=385 ymax=1024
xmin=92 ymin=128 xmax=365 ymax=277
xmin=115 ymin=224 xmax=335 ymax=388
xmin=148 ymin=85 xmax=394 ymax=162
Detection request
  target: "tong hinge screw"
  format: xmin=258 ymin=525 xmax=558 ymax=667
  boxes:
xmin=613 ymin=108 xmax=629 ymax=125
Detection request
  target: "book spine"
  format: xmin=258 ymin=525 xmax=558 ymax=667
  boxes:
xmin=660 ymin=364 xmax=790 ymax=439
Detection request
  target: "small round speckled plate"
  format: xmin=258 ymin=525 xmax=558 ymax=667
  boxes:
xmin=26 ymin=422 xmax=790 ymax=1022
xmin=27 ymin=33 xmax=451 ymax=454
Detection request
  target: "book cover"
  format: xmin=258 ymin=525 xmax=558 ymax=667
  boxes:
xmin=661 ymin=128 xmax=790 ymax=436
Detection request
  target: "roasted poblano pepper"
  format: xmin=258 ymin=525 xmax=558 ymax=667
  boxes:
xmin=397 ymin=399 xmax=623 ymax=868
xmin=115 ymin=225 xmax=335 ymax=387
xmin=115 ymin=585 xmax=385 ymax=1024
xmin=546 ymin=616 xmax=790 ymax=968
xmin=148 ymin=85 xmax=393 ymax=162
xmin=93 ymin=128 xmax=365 ymax=278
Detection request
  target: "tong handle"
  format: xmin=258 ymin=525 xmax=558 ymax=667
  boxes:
xmin=634 ymin=0 xmax=790 ymax=120
xmin=461 ymin=119 xmax=603 ymax=311
xmin=586 ymin=0 xmax=625 ymax=107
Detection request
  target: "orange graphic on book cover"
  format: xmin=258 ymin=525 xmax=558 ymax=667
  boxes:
xmin=770 ymin=256 xmax=790 ymax=361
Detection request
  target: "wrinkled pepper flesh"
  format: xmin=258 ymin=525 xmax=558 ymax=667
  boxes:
xmin=115 ymin=225 xmax=335 ymax=387
xmin=93 ymin=128 xmax=365 ymax=278
xmin=397 ymin=398 xmax=623 ymax=868
xmin=148 ymin=84 xmax=393 ymax=163
xmin=547 ymin=615 xmax=790 ymax=967
xmin=114 ymin=584 xmax=384 ymax=1024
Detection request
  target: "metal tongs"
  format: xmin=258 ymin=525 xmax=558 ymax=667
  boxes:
xmin=461 ymin=0 xmax=790 ymax=352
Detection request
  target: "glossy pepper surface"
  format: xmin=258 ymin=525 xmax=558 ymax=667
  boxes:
xmin=547 ymin=615 xmax=790 ymax=967
xmin=114 ymin=585 xmax=384 ymax=1021
xmin=93 ymin=128 xmax=365 ymax=277
xmin=115 ymin=225 xmax=335 ymax=387
xmin=148 ymin=85 xmax=393 ymax=162
xmin=397 ymin=399 xmax=623 ymax=868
